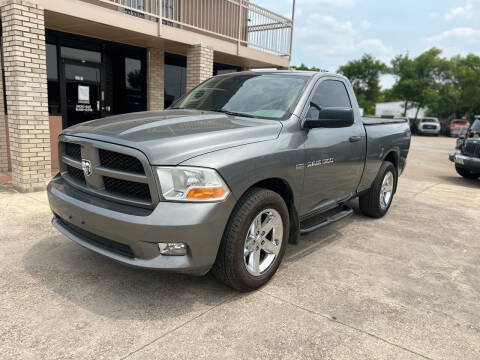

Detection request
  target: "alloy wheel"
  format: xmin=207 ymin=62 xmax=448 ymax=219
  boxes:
xmin=380 ymin=171 xmax=394 ymax=210
xmin=243 ymin=208 xmax=283 ymax=276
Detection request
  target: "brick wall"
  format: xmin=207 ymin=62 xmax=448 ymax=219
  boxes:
xmin=1 ymin=0 xmax=51 ymax=192
xmin=147 ymin=47 xmax=164 ymax=111
xmin=4 ymin=115 xmax=61 ymax=172
xmin=186 ymin=44 xmax=213 ymax=91
xmin=0 ymin=52 xmax=8 ymax=172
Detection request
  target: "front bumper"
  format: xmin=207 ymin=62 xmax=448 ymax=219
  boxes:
xmin=47 ymin=176 xmax=237 ymax=275
xmin=419 ymin=127 xmax=440 ymax=134
xmin=449 ymin=152 xmax=480 ymax=171
xmin=450 ymin=128 xmax=467 ymax=136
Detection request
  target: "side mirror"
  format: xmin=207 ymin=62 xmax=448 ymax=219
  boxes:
xmin=304 ymin=104 xmax=354 ymax=129
xmin=456 ymin=137 xmax=464 ymax=150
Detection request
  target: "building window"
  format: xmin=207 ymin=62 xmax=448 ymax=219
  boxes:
xmin=164 ymin=52 xmax=186 ymax=108
xmin=125 ymin=58 xmax=142 ymax=91
xmin=124 ymin=57 xmax=145 ymax=113
xmin=61 ymin=46 xmax=101 ymax=64
xmin=46 ymin=43 xmax=61 ymax=115
xmin=214 ymin=62 xmax=242 ymax=76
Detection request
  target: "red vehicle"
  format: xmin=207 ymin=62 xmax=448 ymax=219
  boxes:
xmin=447 ymin=119 xmax=470 ymax=137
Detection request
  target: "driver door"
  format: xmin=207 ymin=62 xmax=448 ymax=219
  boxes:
xmin=300 ymin=78 xmax=366 ymax=216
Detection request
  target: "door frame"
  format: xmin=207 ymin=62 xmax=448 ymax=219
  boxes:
xmin=60 ymin=58 xmax=103 ymax=128
xmin=55 ymin=37 xmax=104 ymax=129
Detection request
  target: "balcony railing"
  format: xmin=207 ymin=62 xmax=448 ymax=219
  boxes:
xmin=94 ymin=0 xmax=294 ymax=58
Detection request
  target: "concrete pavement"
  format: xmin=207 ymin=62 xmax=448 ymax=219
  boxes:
xmin=1 ymin=136 xmax=479 ymax=359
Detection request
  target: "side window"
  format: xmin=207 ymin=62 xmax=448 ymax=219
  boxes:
xmin=307 ymin=80 xmax=352 ymax=120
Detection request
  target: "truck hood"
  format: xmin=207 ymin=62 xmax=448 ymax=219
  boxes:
xmin=62 ymin=109 xmax=283 ymax=165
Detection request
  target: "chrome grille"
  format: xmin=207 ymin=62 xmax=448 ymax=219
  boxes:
xmin=66 ymin=165 xmax=85 ymax=184
xmin=65 ymin=142 xmax=82 ymax=160
xmin=103 ymin=176 xmax=151 ymax=202
xmin=464 ymin=142 xmax=480 ymax=157
xmin=59 ymin=137 xmax=158 ymax=208
xmin=99 ymin=149 xmax=145 ymax=174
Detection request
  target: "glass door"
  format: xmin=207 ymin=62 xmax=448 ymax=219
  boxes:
xmin=63 ymin=61 xmax=102 ymax=127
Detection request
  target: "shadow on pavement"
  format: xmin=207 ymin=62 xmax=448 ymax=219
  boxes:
xmin=22 ymin=216 xmax=347 ymax=321
xmin=23 ymin=235 xmax=237 ymax=320
xmin=438 ymin=175 xmax=480 ymax=188
xmin=0 ymin=184 xmax=17 ymax=194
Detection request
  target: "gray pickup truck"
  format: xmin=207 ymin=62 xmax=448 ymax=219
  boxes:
xmin=48 ymin=71 xmax=411 ymax=291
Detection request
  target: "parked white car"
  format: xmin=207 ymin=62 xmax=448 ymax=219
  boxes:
xmin=417 ymin=117 xmax=441 ymax=136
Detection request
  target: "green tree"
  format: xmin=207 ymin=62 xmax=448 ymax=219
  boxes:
xmin=417 ymin=53 xmax=480 ymax=120
xmin=449 ymin=54 xmax=480 ymax=119
xmin=337 ymin=54 xmax=388 ymax=115
xmin=291 ymin=63 xmax=321 ymax=71
xmin=390 ymin=48 xmax=449 ymax=120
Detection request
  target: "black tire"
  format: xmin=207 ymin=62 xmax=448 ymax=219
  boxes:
xmin=211 ymin=188 xmax=289 ymax=292
xmin=455 ymin=165 xmax=480 ymax=179
xmin=359 ymin=161 xmax=397 ymax=218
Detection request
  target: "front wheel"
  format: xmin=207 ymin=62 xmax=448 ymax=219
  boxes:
xmin=212 ymin=188 xmax=289 ymax=291
xmin=455 ymin=165 xmax=480 ymax=179
xmin=359 ymin=161 xmax=397 ymax=218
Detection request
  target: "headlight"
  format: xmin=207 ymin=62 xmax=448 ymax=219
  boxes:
xmin=155 ymin=166 xmax=230 ymax=202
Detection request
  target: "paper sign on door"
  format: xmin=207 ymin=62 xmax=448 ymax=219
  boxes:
xmin=78 ymin=85 xmax=90 ymax=104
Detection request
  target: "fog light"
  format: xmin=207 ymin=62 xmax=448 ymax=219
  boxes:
xmin=158 ymin=243 xmax=187 ymax=256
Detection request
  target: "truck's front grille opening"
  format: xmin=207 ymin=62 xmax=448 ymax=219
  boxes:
xmin=103 ymin=176 xmax=151 ymax=202
xmin=464 ymin=142 xmax=480 ymax=157
xmin=60 ymin=140 xmax=156 ymax=208
xmin=67 ymin=165 xmax=86 ymax=184
xmin=64 ymin=142 xmax=82 ymax=160
xmin=99 ymin=149 xmax=145 ymax=174
xmin=58 ymin=217 xmax=135 ymax=259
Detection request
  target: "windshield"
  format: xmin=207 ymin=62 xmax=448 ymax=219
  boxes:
xmin=421 ymin=118 xmax=438 ymax=123
xmin=171 ymin=73 xmax=308 ymax=120
xmin=471 ymin=119 xmax=480 ymax=132
xmin=453 ymin=120 xmax=467 ymax=124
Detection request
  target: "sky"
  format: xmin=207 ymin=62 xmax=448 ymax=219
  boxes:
xmin=255 ymin=0 xmax=480 ymax=88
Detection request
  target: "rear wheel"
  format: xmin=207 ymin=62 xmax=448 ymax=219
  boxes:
xmin=455 ymin=165 xmax=480 ymax=179
xmin=212 ymin=188 xmax=289 ymax=291
xmin=359 ymin=161 xmax=397 ymax=218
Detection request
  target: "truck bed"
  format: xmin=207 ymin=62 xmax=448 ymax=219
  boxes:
xmin=362 ymin=117 xmax=409 ymax=126
xmin=357 ymin=116 xmax=411 ymax=192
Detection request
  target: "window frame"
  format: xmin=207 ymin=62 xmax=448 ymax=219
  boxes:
xmin=300 ymin=76 xmax=357 ymax=128
xmin=310 ymin=79 xmax=353 ymax=109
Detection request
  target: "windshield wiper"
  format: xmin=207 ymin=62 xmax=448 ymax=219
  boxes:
xmin=172 ymin=107 xmax=257 ymax=118
xmin=222 ymin=110 xmax=256 ymax=118
xmin=204 ymin=108 xmax=256 ymax=118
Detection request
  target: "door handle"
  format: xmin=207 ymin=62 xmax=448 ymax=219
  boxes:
xmin=349 ymin=136 xmax=362 ymax=142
